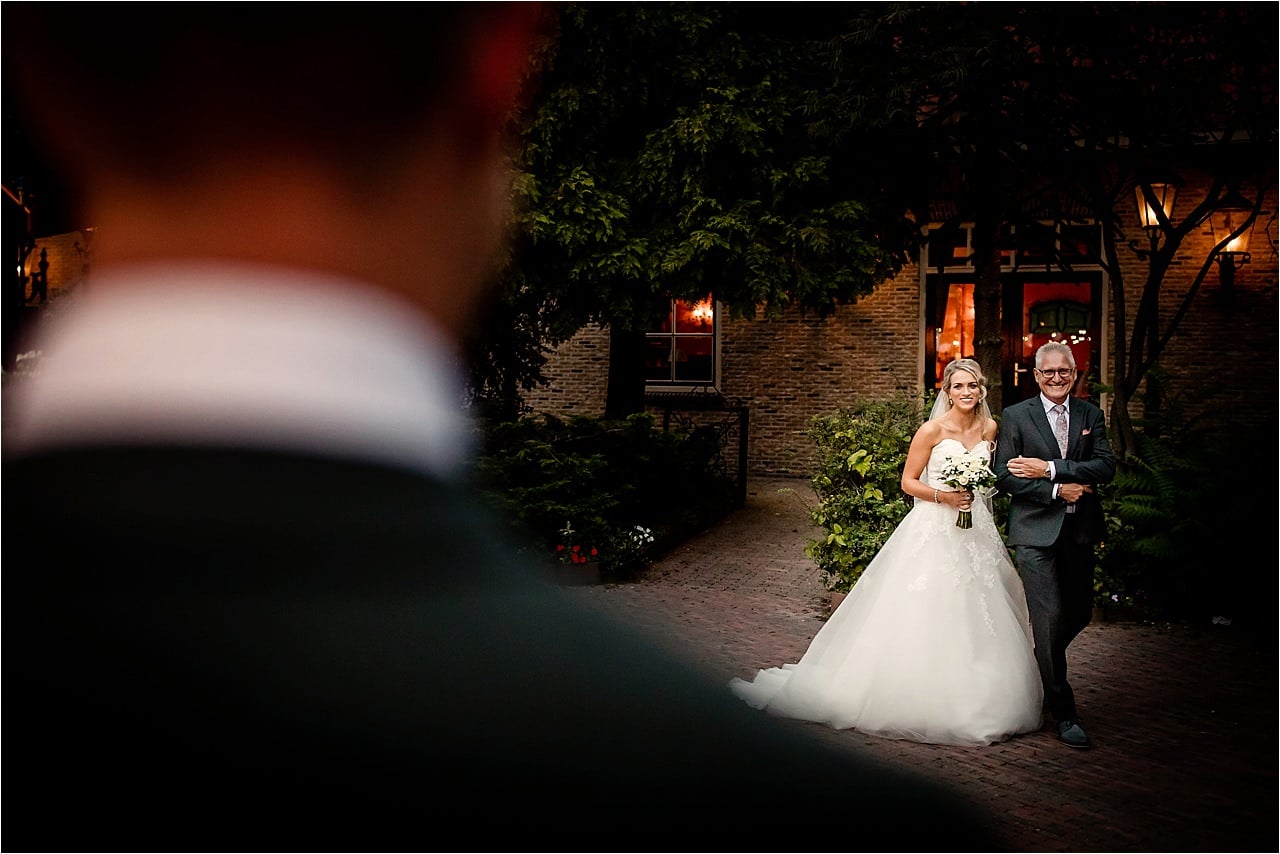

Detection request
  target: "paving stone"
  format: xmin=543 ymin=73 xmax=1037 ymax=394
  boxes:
xmin=565 ymin=476 xmax=1277 ymax=853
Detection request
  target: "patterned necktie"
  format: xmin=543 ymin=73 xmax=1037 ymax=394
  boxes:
xmin=1052 ymin=404 xmax=1068 ymax=457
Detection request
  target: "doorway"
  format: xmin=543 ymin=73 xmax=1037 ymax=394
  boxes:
xmin=1002 ymin=273 xmax=1102 ymax=405
xmin=925 ymin=272 xmax=1103 ymax=405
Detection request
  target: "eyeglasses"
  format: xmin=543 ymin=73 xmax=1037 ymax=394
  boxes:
xmin=1035 ymin=368 xmax=1075 ymax=378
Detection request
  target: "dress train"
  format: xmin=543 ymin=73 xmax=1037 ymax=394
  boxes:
xmin=730 ymin=439 xmax=1043 ymax=746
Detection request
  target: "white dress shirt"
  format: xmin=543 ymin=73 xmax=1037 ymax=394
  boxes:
xmin=4 ymin=261 xmax=474 ymax=481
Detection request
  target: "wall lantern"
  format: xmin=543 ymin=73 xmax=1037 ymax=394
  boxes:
xmin=1208 ymin=190 xmax=1256 ymax=303
xmin=1134 ymin=182 xmax=1177 ymax=246
xmin=1207 ymin=190 xmax=1255 ymax=271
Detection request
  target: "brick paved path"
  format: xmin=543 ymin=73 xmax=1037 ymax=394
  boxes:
xmin=566 ymin=477 xmax=1277 ymax=852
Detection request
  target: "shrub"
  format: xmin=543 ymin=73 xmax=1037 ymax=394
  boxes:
xmin=471 ymin=412 xmax=737 ymax=577
xmin=804 ymin=393 xmax=924 ymax=593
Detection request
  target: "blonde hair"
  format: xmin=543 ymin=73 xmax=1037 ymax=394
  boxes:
xmin=930 ymin=358 xmax=992 ymax=421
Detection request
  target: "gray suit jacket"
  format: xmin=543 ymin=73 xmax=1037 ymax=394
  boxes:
xmin=994 ymin=395 xmax=1115 ymax=547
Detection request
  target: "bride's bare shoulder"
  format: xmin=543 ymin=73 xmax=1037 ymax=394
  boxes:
xmin=917 ymin=418 xmax=944 ymax=438
xmin=910 ymin=418 xmax=943 ymax=448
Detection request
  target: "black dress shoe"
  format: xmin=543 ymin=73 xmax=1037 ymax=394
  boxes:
xmin=1057 ymin=719 xmax=1091 ymax=748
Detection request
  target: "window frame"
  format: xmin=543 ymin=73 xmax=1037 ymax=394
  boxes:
xmin=925 ymin=220 xmax=1103 ymax=271
xmin=644 ymin=296 xmax=721 ymax=393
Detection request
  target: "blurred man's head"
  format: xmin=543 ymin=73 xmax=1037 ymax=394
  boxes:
xmin=3 ymin=3 xmax=545 ymax=339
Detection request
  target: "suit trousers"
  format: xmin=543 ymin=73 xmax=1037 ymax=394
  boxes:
xmin=1014 ymin=514 xmax=1095 ymax=722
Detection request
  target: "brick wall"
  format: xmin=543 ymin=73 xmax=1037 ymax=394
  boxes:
xmin=523 ymin=324 xmax=611 ymax=417
xmin=1112 ymin=175 xmax=1279 ymax=432
xmin=715 ymin=263 xmax=923 ymax=474
xmin=524 ymin=263 xmax=929 ymax=476
xmin=29 ymin=231 xmax=89 ymax=301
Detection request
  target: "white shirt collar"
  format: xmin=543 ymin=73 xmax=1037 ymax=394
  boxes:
xmin=4 ymin=261 xmax=473 ymax=480
xmin=1040 ymin=394 xmax=1069 ymax=417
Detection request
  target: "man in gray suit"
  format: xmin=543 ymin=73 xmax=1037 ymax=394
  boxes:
xmin=995 ymin=341 xmax=1115 ymax=749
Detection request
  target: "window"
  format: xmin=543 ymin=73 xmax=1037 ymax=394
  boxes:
xmin=925 ymin=269 xmax=1101 ymax=403
xmin=645 ymin=295 xmax=718 ymax=388
xmin=1027 ymin=299 xmax=1091 ymax=337
xmin=934 ymin=281 xmax=976 ymax=380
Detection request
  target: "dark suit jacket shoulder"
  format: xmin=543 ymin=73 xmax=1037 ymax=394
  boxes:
xmin=3 ymin=444 xmax=1001 ymax=851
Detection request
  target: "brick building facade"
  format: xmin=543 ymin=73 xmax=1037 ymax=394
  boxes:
xmin=525 ymin=176 xmax=1279 ymax=477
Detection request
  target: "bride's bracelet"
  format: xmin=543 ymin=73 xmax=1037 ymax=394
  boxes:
xmin=932 ymin=488 xmax=940 ymax=504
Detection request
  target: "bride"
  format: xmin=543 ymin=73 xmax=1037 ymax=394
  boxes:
xmin=730 ymin=358 xmax=1043 ymax=746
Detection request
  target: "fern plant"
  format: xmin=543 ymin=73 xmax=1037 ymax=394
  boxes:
xmin=1095 ymin=426 xmax=1239 ymax=622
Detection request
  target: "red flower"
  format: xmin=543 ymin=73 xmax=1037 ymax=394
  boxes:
xmin=555 ymin=541 xmax=598 ymax=566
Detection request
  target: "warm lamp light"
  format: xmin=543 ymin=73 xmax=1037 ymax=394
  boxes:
xmin=1208 ymin=190 xmax=1255 ymax=270
xmin=1134 ymin=182 xmax=1177 ymax=236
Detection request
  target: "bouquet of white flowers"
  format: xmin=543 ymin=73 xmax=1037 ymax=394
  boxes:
xmin=938 ymin=450 xmax=997 ymax=529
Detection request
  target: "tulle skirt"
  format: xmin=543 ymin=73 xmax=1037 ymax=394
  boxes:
xmin=730 ymin=497 xmax=1043 ymax=746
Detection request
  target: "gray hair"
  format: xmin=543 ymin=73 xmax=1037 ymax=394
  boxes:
xmin=1035 ymin=341 xmax=1076 ymax=370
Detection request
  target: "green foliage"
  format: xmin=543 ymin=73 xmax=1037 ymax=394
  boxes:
xmin=471 ymin=412 xmax=738 ymax=576
xmin=478 ymin=4 xmax=1274 ymax=415
xmin=514 ymin=3 xmax=909 ymax=326
xmin=829 ymin=3 xmax=1276 ymax=446
xmin=804 ymin=393 xmax=924 ymax=592
xmin=1094 ymin=432 xmax=1186 ymax=616
xmin=472 ymin=3 xmax=920 ymax=414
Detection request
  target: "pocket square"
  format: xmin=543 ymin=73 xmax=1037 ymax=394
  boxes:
xmin=1081 ymin=428 xmax=1091 ymax=435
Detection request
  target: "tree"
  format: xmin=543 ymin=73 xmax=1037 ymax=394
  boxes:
xmin=1042 ymin=3 xmax=1276 ymax=458
xmin=823 ymin=3 xmax=1093 ymax=413
xmin=487 ymin=3 xmax=918 ymax=418
xmin=824 ymin=2 xmax=1276 ymax=446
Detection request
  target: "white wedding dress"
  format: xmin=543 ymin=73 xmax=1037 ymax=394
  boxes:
xmin=730 ymin=439 xmax=1043 ymax=746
